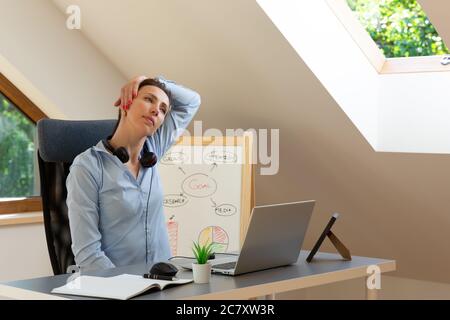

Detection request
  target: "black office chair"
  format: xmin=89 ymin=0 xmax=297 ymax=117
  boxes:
xmin=37 ymin=119 xmax=115 ymax=275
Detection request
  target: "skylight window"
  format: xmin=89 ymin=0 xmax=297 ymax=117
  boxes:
xmin=346 ymin=0 xmax=449 ymax=58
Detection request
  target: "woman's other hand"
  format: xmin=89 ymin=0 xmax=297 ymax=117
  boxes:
xmin=114 ymin=75 xmax=148 ymax=110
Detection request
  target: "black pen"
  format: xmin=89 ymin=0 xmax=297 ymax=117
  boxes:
xmin=143 ymin=273 xmax=178 ymax=281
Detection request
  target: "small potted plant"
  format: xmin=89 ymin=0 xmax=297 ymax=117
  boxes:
xmin=191 ymin=241 xmax=214 ymax=283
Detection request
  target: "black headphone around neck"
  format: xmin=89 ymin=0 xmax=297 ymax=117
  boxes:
xmin=102 ymin=136 xmax=157 ymax=168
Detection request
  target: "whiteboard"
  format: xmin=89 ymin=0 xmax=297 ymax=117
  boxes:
xmin=159 ymin=136 xmax=253 ymax=257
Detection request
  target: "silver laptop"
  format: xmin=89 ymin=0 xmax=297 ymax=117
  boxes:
xmin=185 ymin=200 xmax=315 ymax=276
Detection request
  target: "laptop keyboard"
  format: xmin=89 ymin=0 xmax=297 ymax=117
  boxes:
xmin=213 ymin=261 xmax=237 ymax=270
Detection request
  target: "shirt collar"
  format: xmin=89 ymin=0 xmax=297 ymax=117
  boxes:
xmin=92 ymin=140 xmax=109 ymax=154
xmin=92 ymin=139 xmax=154 ymax=158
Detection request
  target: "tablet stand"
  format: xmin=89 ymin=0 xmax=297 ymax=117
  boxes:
xmin=326 ymin=230 xmax=352 ymax=261
xmin=306 ymin=213 xmax=352 ymax=262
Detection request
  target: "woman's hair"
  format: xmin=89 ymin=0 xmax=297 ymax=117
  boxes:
xmin=111 ymin=78 xmax=172 ymax=136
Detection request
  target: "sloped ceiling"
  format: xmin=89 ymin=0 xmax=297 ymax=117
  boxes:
xmin=51 ymin=0 xmax=450 ymax=284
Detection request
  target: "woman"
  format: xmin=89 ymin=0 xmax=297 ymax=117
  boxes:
xmin=66 ymin=75 xmax=201 ymax=271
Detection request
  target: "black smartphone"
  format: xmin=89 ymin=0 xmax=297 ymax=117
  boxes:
xmin=306 ymin=213 xmax=339 ymax=263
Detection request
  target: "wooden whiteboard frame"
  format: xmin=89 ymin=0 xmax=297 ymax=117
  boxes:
xmin=173 ymin=132 xmax=255 ymax=248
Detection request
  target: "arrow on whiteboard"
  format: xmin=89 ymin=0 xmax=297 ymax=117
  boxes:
xmin=178 ymin=167 xmax=186 ymax=175
xmin=210 ymin=198 xmax=217 ymax=207
xmin=210 ymin=163 xmax=217 ymax=172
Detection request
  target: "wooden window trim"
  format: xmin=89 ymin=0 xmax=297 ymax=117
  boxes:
xmin=0 ymin=73 xmax=47 ymax=122
xmin=326 ymin=0 xmax=386 ymax=73
xmin=0 ymin=212 xmax=43 ymax=226
xmin=382 ymin=56 xmax=450 ymax=74
xmin=0 ymin=197 xmax=43 ymax=215
xmin=326 ymin=0 xmax=450 ymax=74
xmin=0 ymin=72 xmax=47 ymax=217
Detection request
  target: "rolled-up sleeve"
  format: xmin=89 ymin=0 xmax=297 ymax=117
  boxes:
xmin=66 ymin=163 xmax=115 ymax=271
xmin=153 ymin=76 xmax=201 ymax=158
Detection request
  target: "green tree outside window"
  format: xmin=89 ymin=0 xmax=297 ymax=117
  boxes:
xmin=347 ymin=0 xmax=450 ymax=58
xmin=0 ymin=92 xmax=37 ymax=197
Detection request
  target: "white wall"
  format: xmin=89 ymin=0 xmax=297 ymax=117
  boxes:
xmin=0 ymin=220 xmax=52 ymax=282
xmin=379 ymin=72 xmax=450 ymax=154
xmin=0 ymin=0 xmax=125 ymax=120
xmin=257 ymin=0 xmax=380 ymax=150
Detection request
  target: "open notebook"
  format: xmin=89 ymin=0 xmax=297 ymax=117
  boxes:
xmin=51 ymin=274 xmax=193 ymax=300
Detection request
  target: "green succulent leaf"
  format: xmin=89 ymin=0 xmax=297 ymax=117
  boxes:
xmin=192 ymin=241 xmax=215 ymax=264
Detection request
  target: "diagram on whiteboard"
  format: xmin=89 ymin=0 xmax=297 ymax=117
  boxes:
xmin=166 ymin=215 xmax=178 ymax=256
xmin=210 ymin=198 xmax=237 ymax=217
xmin=198 ymin=226 xmax=229 ymax=253
xmin=159 ymin=145 xmax=244 ymax=256
xmin=182 ymin=173 xmax=217 ymax=198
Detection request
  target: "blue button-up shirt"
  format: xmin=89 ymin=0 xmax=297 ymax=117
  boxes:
xmin=66 ymin=77 xmax=201 ymax=271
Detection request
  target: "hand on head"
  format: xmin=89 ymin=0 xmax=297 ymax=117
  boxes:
xmin=114 ymin=75 xmax=148 ymax=110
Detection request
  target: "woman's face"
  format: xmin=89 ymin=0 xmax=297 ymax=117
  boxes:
xmin=125 ymin=85 xmax=170 ymax=136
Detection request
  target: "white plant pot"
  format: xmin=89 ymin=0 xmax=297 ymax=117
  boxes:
xmin=192 ymin=262 xmax=211 ymax=284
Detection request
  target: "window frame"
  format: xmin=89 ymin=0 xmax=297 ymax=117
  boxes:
xmin=326 ymin=0 xmax=450 ymax=74
xmin=0 ymin=72 xmax=47 ymax=215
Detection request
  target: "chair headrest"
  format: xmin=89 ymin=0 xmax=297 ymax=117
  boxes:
xmin=37 ymin=119 xmax=116 ymax=162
